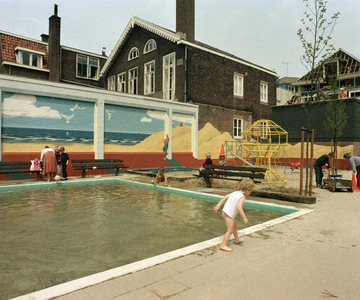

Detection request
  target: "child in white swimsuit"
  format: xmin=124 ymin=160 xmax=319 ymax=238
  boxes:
xmin=213 ymin=178 xmax=254 ymax=252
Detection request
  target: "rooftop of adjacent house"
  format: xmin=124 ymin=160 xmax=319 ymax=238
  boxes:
xmin=298 ymin=48 xmax=360 ymax=82
xmin=0 ymin=30 xmax=49 ymax=67
xmin=0 ymin=30 xmax=106 ymax=69
xmin=100 ymin=16 xmax=277 ymax=77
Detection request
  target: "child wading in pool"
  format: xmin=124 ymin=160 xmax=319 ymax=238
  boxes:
xmin=213 ymin=178 xmax=254 ymax=252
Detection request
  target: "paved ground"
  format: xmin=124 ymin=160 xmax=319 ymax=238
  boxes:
xmin=5 ymin=168 xmax=360 ymax=300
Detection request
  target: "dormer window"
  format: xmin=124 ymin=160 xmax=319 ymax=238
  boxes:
xmin=77 ymin=55 xmax=99 ymax=79
xmin=15 ymin=47 xmax=44 ymax=68
xmin=144 ymin=39 xmax=157 ymax=54
xmin=128 ymin=47 xmax=139 ymax=61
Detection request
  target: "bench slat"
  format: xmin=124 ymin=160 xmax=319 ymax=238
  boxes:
xmin=203 ymin=165 xmax=267 ymax=173
xmin=72 ymin=163 xmax=126 ymax=168
xmin=202 ymin=170 xmax=265 ymax=179
xmin=71 ymin=159 xmax=122 ymax=163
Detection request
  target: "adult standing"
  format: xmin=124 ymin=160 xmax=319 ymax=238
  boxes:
xmin=163 ymin=134 xmax=169 ymax=160
xmin=314 ymin=152 xmax=333 ymax=187
xmin=40 ymin=146 xmax=57 ymax=182
xmin=344 ymin=153 xmax=360 ymax=187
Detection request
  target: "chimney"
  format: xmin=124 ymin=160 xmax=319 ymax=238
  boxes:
xmin=102 ymin=47 xmax=106 ymax=56
xmin=176 ymin=0 xmax=195 ymax=43
xmin=41 ymin=34 xmax=49 ymax=42
xmin=48 ymin=4 xmax=61 ymax=82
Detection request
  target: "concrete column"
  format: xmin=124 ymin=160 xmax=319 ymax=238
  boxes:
xmin=164 ymin=109 xmax=173 ymax=160
xmin=94 ymin=99 xmax=104 ymax=159
xmin=191 ymin=112 xmax=198 ymax=159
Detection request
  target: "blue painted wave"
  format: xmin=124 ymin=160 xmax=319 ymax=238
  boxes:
xmin=1 ymin=127 xmax=150 ymax=145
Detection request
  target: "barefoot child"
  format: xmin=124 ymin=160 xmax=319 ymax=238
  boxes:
xmin=213 ymin=178 xmax=254 ymax=252
xmin=154 ymin=166 xmax=170 ymax=186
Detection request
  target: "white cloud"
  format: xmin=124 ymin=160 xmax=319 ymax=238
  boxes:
xmin=140 ymin=117 xmax=152 ymax=123
xmin=146 ymin=110 xmax=192 ymax=124
xmin=1 ymin=94 xmax=62 ymax=119
xmin=146 ymin=110 xmax=164 ymax=120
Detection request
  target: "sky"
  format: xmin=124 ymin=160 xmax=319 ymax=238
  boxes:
xmin=1 ymin=0 xmax=359 ymax=79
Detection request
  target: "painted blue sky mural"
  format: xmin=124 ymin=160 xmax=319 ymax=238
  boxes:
xmin=1 ymin=93 xmax=193 ymax=145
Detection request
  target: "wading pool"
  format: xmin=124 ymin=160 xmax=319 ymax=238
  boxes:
xmin=0 ymin=179 xmax=306 ymax=299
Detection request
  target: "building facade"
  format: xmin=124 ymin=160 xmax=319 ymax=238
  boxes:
xmin=1 ymin=1 xmax=277 ymax=141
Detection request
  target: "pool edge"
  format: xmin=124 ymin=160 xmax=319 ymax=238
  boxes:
xmin=10 ymin=183 xmax=312 ymax=300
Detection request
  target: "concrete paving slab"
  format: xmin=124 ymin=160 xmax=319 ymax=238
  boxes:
xmin=145 ymin=278 xmax=187 ymax=298
xmin=81 ymin=280 xmax=127 ymax=300
xmin=111 ymin=287 xmax=160 ymax=300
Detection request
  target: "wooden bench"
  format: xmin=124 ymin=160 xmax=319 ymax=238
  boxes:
xmin=71 ymin=159 xmax=129 ymax=178
xmin=194 ymin=164 xmax=267 ymax=183
xmin=0 ymin=161 xmax=42 ymax=181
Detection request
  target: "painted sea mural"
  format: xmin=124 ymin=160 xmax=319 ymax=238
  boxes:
xmin=1 ymin=93 xmax=95 ymax=145
xmin=1 ymin=93 xmax=194 ymax=150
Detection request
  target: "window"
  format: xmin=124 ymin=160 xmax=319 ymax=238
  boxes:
xmin=260 ymin=82 xmax=268 ymax=103
xmin=128 ymin=68 xmax=138 ymax=94
xmin=144 ymin=39 xmax=157 ymax=54
xmin=108 ymin=76 xmax=115 ymax=91
xmin=117 ymin=72 xmax=126 ymax=92
xmin=15 ymin=47 xmax=44 ymax=68
xmin=144 ymin=61 xmax=155 ymax=95
xmin=234 ymin=74 xmax=244 ymax=97
xmin=77 ymin=55 xmax=99 ymax=79
xmin=259 ymin=121 xmax=269 ymax=140
xmin=128 ymin=47 xmax=139 ymax=61
xmin=163 ymin=52 xmax=176 ymax=100
xmin=233 ymin=118 xmax=243 ymax=139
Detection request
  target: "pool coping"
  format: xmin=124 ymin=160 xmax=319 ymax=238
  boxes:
xmin=8 ymin=178 xmax=313 ymax=300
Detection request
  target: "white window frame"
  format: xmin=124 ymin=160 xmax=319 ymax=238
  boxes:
xmin=76 ymin=54 xmax=99 ymax=79
xmin=15 ymin=47 xmax=44 ymax=68
xmin=163 ymin=52 xmax=176 ymax=100
xmin=260 ymin=82 xmax=268 ymax=103
xmin=128 ymin=67 xmax=138 ymax=94
xmin=144 ymin=61 xmax=155 ymax=95
xmin=234 ymin=73 xmax=244 ymax=97
xmin=233 ymin=118 xmax=243 ymax=139
xmin=108 ymin=76 xmax=115 ymax=91
xmin=260 ymin=121 xmax=269 ymax=139
xmin=117 ymin=72 xmax=126 ymax=93
xmin=144 ymin=39 xmax=157 ymax=54
xmin=128 ymin=47 xmax=139 ymax=61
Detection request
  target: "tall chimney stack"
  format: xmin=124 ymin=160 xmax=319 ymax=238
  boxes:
xmin=48 ymin=4 xmax=61 ymax=82
xmin=176 ymin=0 xmax=195 ymax=43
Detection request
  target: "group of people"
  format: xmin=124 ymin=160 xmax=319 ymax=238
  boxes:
xmin=40 ymin=146 xmax=69 ymax=182
xmin=314 ymin=151 xmax=360 ymax=188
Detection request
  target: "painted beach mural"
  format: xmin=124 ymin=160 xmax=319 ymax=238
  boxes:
xmin=1 ymin=92 xmax=205 ymax=154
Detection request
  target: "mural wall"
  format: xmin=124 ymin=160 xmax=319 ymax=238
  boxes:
xmin=0 ymin=75 xmax=199 ymax=162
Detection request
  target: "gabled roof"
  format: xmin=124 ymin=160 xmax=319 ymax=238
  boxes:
xmin=0 ymin=30 xmax=48 ymax=68
xmin=100 ymin=16 xmax=276 ymax=77
xmin=298 ymin=48 xmax=360 ymax=82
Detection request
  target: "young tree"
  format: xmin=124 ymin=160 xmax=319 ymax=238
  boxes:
xmin=323 ymin=62 xmax=347 ymax=169
xmin=297 ymin=0 xmax=340 ymax=195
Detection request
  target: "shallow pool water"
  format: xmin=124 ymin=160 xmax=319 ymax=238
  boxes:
xmin=1 ymin=180 xmax=285 ymax=299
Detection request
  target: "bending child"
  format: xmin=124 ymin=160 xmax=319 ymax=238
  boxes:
xmin=213 ymin=178 xmax=255 ymax=252
xmin=155 ymin=166 xmax=170 ymax=186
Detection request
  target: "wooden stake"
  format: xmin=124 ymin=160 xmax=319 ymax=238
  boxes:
xmin=300 ymin=127 xmax=305 ymax=195
xmin=309 ymin=129 xmax=314 ymax=196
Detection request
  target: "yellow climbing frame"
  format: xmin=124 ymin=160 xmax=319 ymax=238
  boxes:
xmin=241 ymin=120 xmax=288 ymax=184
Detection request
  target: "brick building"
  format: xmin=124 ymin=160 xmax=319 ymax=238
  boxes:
xmin=1 ymin=1 xmax=277 ymax=138
xmin=101 ymin=0 xmax=277 ymax=136
xmin=0 ymin=5 xmax=107 ymax=88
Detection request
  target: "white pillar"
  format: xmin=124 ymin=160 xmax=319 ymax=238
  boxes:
xmin=191 ymin=112 xmax=198 ymax=159
xmin=94 ymin=98 xmax=104 ymax=159
xmin=164 ymin=109 xmax=173 ymax=159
